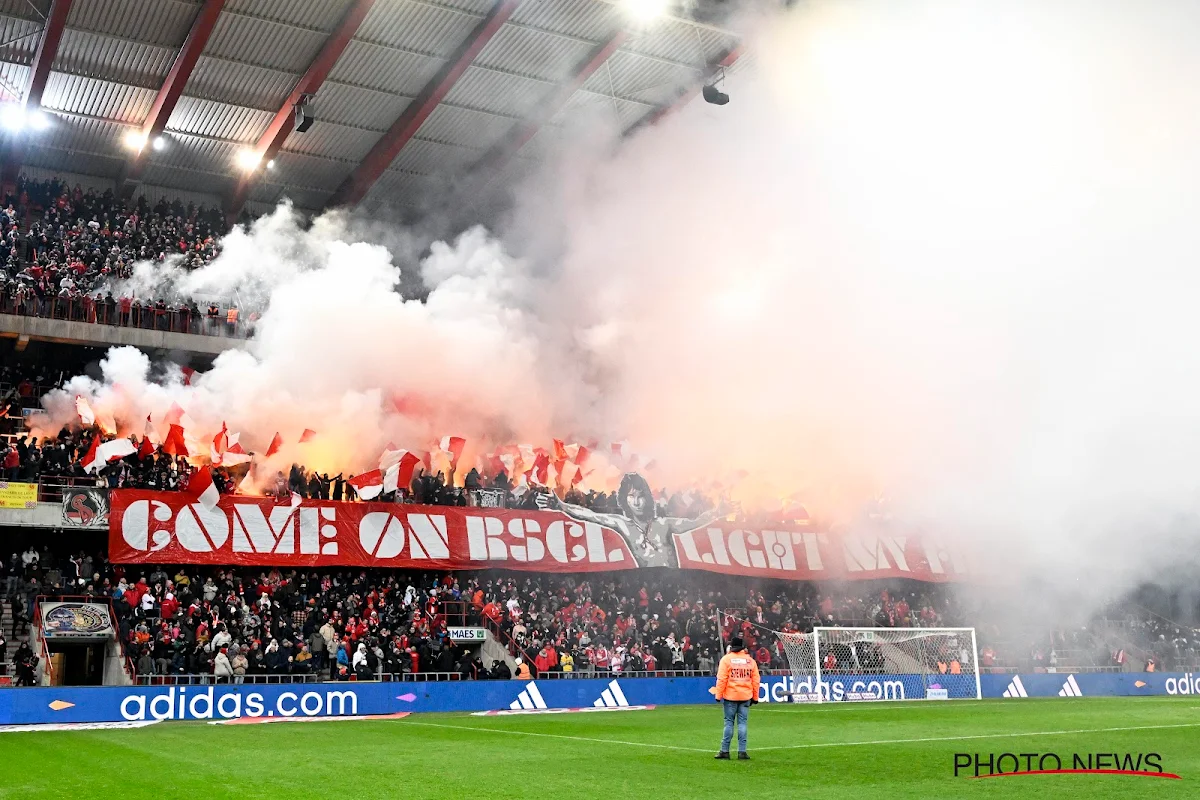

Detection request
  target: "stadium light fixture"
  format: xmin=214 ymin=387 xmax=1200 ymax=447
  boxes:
xmin=622 ymin=0 xmax=670 ymax=24
xmin=151 ymin=135 xmax=167 ymax=151
xmin=0 ymin=103 xmax=25 ymax=132
xmin=26 ymin=108 xmax=50 ymax=131
xmin=236 ymin=148 xmax=261 ymax=171
xmin=124 ymin=131 xmax=148 ymax=151
xmin=265 ymin=159 xmax=276 ymax=170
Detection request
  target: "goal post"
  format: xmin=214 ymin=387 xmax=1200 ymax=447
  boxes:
xmin=723 ymin=617 xmax=981 ymax=702
xmin=785 ymin=627 xmax=981 ymax=702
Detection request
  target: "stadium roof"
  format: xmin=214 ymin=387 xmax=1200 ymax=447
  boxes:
xmin=0 ymin=0 xmax=742 ymax=219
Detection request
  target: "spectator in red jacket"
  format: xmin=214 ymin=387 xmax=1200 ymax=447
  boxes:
xmin=534 ymin=645 xmax=555 ymax=675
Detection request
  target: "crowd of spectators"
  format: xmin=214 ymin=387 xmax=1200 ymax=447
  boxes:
xmin=0 ymin=176 xmax=251 ymax=336
xmin=3 ymin=537 xmax=1200 ymax=687
xmin=3 ymin=541 xmax=971 ymax=685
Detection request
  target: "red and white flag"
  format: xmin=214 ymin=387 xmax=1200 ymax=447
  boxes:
xmin=180 ymin=366 xmax=196 ymax=386
xmin=210 ymin=422 xmax=228 ymax=465
xmin=299 ymin=429 xmax=317 ymax=443
xmin=137 ymin=436 xmax=155 ymax=459
xmin=387 ymin=451 xmax=422 ymax=493
xmin=80 ymin=436 xmax=100 ymax=472
xmin=290 ymin=491 xmax=302 ymax=508
xmin=143 ymin=414 xmax=156 ymax=445
xmin=265 ymin=432 xmax=282 ymax=458
xmin=84 ymin=437 xmax=137 ymax=473
xmin=438 ymin=436 xmax=466 ymax=469
xmin=221 ymin=440 xmax=252 ymax=467
xmin=187 ymin=467 xmax=221 ymax=510
xmin=75 ymin=396 xmax=95 ymax=427
xmin=530 ymin=452 xmax=551 ymax=485
xmin=349 ymin=470 xmax=384 ymax=501
xmin=162 ymin=424 xmax=188 ymax=457
xmin=164 ymin=402 xmax=186 ymax=426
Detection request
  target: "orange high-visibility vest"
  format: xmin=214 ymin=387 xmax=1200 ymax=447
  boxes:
xmin=715 ymin=650 xmax=760 ymax=702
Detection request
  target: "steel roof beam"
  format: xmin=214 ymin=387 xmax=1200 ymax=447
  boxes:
xmin=1 ymin=0 xmax=73 ymax=191
xmin=467 ymin=29 xmax=628 ymax=181
xmin=118 ymin=0 xmax=226 ymax=193
xmin=226 ymin=0 xmax=377 ymax=220
xmin=326 ymin=0 xmax=522 ymax=208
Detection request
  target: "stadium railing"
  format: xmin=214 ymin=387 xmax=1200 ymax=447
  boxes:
xmin=0 ymin=297 xmax=252 ymax=340
xmin=135 ymin=673 xmax=321 ymax=686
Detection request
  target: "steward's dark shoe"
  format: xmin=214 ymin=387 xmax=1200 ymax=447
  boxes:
xmin=714 ymin=752 xmax=730 ymax=760
xmin=738 ymin=752 xmax=750 ymax=760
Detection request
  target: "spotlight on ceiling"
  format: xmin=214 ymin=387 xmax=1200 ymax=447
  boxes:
xmin=265 ymin=159 xmax=276 ymax=170
xmin=236 ymin=148 xmax=261 ymax=171
xmin=702 ymin=84 xmax=729 ymax=105
xmin=123 ymin=130 xmax=148 ymax=151
xmin=151 ymin=135 xmax=166 ymax=151
xmin=622 ymin=0 xmax=669 ymax=24
xmin=26 ymin=108 xmax=50 ymax=131
xmin=293 ymin=94 xmax=314 ymax=133
xmin=1 ymin=104 xmax=26 ymax=132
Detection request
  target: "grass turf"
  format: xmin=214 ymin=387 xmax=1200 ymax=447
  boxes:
xmin=2 ymin=696 xmax=1197 ymax=799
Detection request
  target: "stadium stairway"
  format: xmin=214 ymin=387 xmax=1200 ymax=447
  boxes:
xmin=877 ymin=642 xmax=925 ymax=675
xmin=1 ymin=598 xmax=15 ymax=667
xmin=481 ymin=629 xmax=518 ymax=675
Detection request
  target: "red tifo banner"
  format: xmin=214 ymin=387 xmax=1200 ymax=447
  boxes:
xmin=107 ymin=491 xmax=971 ymax=582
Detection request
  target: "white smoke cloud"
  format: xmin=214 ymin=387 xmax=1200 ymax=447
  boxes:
xmin=39 ymin=0 xmax=1200 ymax=600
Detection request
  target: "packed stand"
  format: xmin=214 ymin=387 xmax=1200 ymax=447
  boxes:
xmin=4 ymin=540 xmax=973 ymax=686
xmin=0 ymin=175 xmax=253 ymax=336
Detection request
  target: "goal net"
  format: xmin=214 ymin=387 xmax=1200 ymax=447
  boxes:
xmin=771 ymin=627 xmax=981 ymax=702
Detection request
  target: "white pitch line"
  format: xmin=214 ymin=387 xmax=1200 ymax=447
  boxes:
xmin=755 ymin=722 xmax=1200 ymax=751
xmin=399 ymin=718 xmax=1200 ymax=756
xmin=396 ymin=719 xmax=711 ymax=752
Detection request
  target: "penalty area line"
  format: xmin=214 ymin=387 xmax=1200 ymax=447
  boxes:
xmin=756 ymin=722 xmax=1200 ymax=751
xmin=395 ymin=719 xmax=710 ymax=752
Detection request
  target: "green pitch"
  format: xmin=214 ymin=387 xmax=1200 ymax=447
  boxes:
xmin=3 ymin=696 xmax=1197 ymax=799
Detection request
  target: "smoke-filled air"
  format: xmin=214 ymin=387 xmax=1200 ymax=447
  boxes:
xmin=37 ymin=0 xmax=1200 ymax=600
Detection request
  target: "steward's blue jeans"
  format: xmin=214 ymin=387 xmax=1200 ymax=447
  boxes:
xmin=721 ymin=699 xmax=750 ymax=753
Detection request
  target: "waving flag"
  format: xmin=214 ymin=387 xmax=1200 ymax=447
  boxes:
xmin=349 ymin=470 xmax=384 ymax=501
xmin=75 ymin=396 xmax=95 ymax=427
xmin=137 ymin=436 xmax=155 ymax=459
xmin=143 ymin=414 xmax=156 ymax=445
xmin=180 ymin=366 xmax=196 ymax=386
xmin=210 ymin=422 xmax=228 ymax=465
xmin=162 ymin=424 xmax=188 ymax=457
xmin=530 ymin=452 xmax=551 ymax=485
xmin=265 ymin=432 xmax=282 ymax=458
xmin=385 ymin=451 xmax=422 ymax=493
xmin=164 ymin=402 xmax=186 ymax=426
xmin=221 ymin=439 xmax=252 ymax=467
xmin=439 ymin=436 xmax=466 ymax=470
xmin=299 ymin=429 xmax=317 ymax=443
xmin=80 ymin=436 xmax=100 ymax=472
xmin=84 ymin=437 xmax=136 ymax=473
xmin=187 ymin=467 xmax=220 ymax=510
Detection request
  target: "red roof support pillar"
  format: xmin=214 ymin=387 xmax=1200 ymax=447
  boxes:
xmin=119 ymin=0 xmax=226 ymax=193
xmin=225 ymin=0 xmax=377 ymax=221
xmin=1 ymin=0 xmax=74 ymax=191
xmin=469 ymin=30 xmax=628 ymax=181
xmin=326 ymin=0 xmax=522 ymax=209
